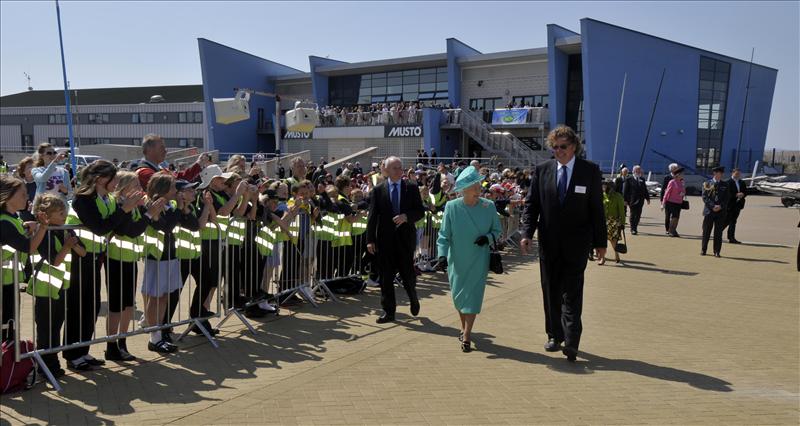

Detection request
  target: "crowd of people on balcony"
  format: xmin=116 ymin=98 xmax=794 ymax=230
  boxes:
xmin=317 ymin=101 xmax=452 ymax=127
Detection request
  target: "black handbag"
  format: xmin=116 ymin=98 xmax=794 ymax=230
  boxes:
xmin=615 ymin=228 xmax=628 ymax=254
xmin=489 ymin=234 xmax=504 ymax=274
xmin=681 ymin=199 xmax=690 ymax=210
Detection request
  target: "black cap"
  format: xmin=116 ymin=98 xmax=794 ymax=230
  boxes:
xmin=711 ymin=166 xmax=725 ymax=173
xmin=176 ymin=179 xmax=198 ymax=191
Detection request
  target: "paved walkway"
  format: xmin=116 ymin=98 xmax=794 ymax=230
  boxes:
xmin=1 ymin=196 xmax=798 ymax=425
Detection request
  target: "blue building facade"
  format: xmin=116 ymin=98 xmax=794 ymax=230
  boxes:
xmin=199 ymin=18 xmax=777 ymax=173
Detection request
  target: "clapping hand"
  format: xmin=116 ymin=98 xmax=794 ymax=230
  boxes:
xmin=147 ymin=198 xmax=168 ymax=218
xmin=122 ymin=190 xmax=144 ymax=212
xmin=474 ymin=235 xmax=489 ymax=246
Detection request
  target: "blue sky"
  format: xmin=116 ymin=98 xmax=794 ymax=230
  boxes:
xmin=1 ymin=1 xmax=797 ymax=149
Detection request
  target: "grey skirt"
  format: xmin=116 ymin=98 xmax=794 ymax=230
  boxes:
xmin=141 ymin=259 xmax=183 ymax=297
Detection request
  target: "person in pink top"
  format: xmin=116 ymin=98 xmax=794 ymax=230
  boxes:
xmin=661 ymin=167 xmax=686 ymax=237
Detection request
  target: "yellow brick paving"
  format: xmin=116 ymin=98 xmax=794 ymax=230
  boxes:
xmin=1 ymin=196 xmax=798 ymax=425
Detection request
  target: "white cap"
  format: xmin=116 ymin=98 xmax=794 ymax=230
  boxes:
xmin=198 ymin=164 xmax=235 ymax=189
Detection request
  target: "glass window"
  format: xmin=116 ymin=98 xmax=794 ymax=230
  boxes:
xmin=386 ymin=94 xmax=402 ymax=102
xmin=696 ymin=56 xmax=730 ymax=171
xmin=387 ymin=71 xmax=402 ymax=78
xmin=357 ymin=95 xmax=371 ymax=104
xmin=402 ymin=69 xmax=418 ymax=76
xmin=386 ymin=85 xmax=402 ymax=94
xmin=195 ymin=112 xmax=203 ymax=123
xmin=387 ymin=77 xmax=402 ymax=86
xmin=436 ymin=67 xmax=448 ymax=73
xmin=436 ymin=71 xmax=448 ymax=82
xmin=371 ymin=72 xmax=386 ymax=79
xmin=372 ymin=78 xmax=386 ymax=87
xmin=420 ymin=68 xmax=436 ymax=75
xmin=359 ymin=88 xmax=371 ymax=97
xmin=419 ymin=74 xmax=436 ymax=84
xmin=403 ymin=75 xmax=418 ymax=85
xmin=419 ymin=82 xmax=436 ymax=92
xmin=131 ymin=113 xmax=140 ymax=123
xmin=418 ymin=92 xmax=435 ymax=100
xmin=372 ymin=86 xmax=386 ymax=95
xmin=434 ymin=91 xmax=449 ymax=100
xmin=48 ymin=115 xmax=55 ymax=124
xmin=436 ymin=82 xmax=448 ymax=91
xmin=179 ymin=112 xmax=187 ymax=123
xmin=371 ymin=95 xmax=386 ymax=103
xmin=403 ymin=92 xmax=418 ymax=101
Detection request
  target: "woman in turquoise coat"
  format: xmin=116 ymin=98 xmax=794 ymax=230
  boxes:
xmin=436 ymin=166 xmax=502 ymax=352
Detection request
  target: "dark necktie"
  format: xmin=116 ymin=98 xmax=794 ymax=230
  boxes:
xmin=391 ymin=183 xmax=400 ymax=214
xmin=557 ymin=165 xmax=567 ymax=205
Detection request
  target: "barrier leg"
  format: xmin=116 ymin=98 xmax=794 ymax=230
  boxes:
xmin=176 ymin=318 xmax=219 ymax=348
xmin=31 ymin=351 xmax=63 ymax=392
xmin=219 ymin=307 xmax=257 ymax=335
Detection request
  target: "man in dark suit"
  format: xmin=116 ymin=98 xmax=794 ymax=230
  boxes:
xmin=723 ymin=168 xmax=746 ymax=244
xmin=520 ymin=126 xmax=607 ymax=362
xmin=367 ymin=156 xmax=425 ymax=323
xmin=701 ymin=166 xmax=729 ymax=257
xmin=623 ymin=165 xmax=650 ymax=235
xmin=660 ymin=163 xmax=678 ymax=234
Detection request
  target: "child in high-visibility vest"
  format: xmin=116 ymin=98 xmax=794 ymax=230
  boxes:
xmin=28 ymin=193 xmax=86 ymax=378
xmin=65 ymin=160 xmax=140 ymax=371
xmin=221 ymin=173 xmax=254 ymax=313
xmin=141 ymin=173 xmax=197 ymax=354
xmin=190 ymin=165 xmax=247 ymax=335
xmin=256 ymin=189 xmax=290 ymax=310
xmin=1 ymin=175 xmax=48 ymax=342
xmin=162 ymin=180 xmax=211 ymax=343
xmin=105 ymin=171 xmax=160 ymax=361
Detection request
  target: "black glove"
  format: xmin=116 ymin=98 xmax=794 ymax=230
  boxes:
xmin=434 ymin=256 xmax=448 ymax=271
xmin=474 ymin=235 xmax=489 ymax=246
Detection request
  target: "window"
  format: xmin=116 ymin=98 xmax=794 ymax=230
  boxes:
xmin=95 ymin=138 xmax=110 ymax=145
xmin=132 ymin=138 xmax=140 ymax=145
xmin=331 ymin=66 xmax=447 ymax=106
xmin=140 ymin=113 xmax=154 ymax=123
xmin=469 ymin=97 xmax=502 ymax=111
xmin=88 ymin=114 xmax=109 ymax=124
xmin=696 ymin=56 xmax=730 ymax=171
xmin=179 ymin=139 xmax=188 ymax=147
xmin=565 ymin=54 xmax=585 ymax=142
xmin=179 ymin=112 xmax=187 ymax=123
xmin=132 ymin=113 xmax=140 ymax=123
xmin=512 ymin=95 xmax=549 ymax=107
xmin=48 ymin=114 xmax=66 ymax=124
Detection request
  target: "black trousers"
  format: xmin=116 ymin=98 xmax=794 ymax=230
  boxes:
xmin=724 ymin=208 xmax=741 ymax=240
xmin=378 ymin=247 xmax=417 ymax=316
xmin=190 ymin=240 xmax=220 ymax=318
xmin=316 ymin=240 xmax=335 ymax=280
xmin=2 ymin=284 xmax=16 ymax=342
xmin=106 ymin=259 xmax=137 ymax=312
xmin=629 ymin=203 xmax=644 ymax=232
xmin=702 ymin=213 xmax=726 ymax=254
xmin=35 ymin=291 xmax=66 ymax=370
xmin=63 ymin=252 xmax=102 ymax=362
xmin=539 ymin=253 xmax=587 ymax=351
xmin=226 ymin=244 xmax=245 ymax=309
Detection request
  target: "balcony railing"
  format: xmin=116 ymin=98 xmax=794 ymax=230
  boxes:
xmin=316 ymin=110 xmax=423 ymax=127
xmin=444 ymin=107 xmax=549 ymax=127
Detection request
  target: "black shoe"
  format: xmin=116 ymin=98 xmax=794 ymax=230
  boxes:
xmin=40 ymin=367 xmax=66 ymax=379
xmin=544 ymin=338 xmax=563 ymax=352
xmin=148 ymin=340 xmax=178 ymax=354
xmin=376 ymin=313 xmax=395 ymax=324
xmin=410 ymin=299 xmax=420 ymax=317
xmin=162 ymin=330 xmax=173 ymax=344
xmin=562 ymin=346 xmax=578 ymax=362
xmin=84 ymin=357 xmax=105 ymax=367
xmin=191 ymin=320 xmax=219 ymax=336
xmin=729 ymin=239 xmax=741 ymax=244
xmin=631 ymin=230 xmax=638 ymax=235
xmin=700 ymin=251 xmax=706 ymax=256
xmin=461 ymin=341 xmax=472 ymax=353
xmin=67 ymin=359 xmax=93 ymax=371
xmin=714 ymin=252 xmax=721 ymax=258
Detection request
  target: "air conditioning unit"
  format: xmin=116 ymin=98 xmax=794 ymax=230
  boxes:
xmin=285 ymin=101 xmax=318 ymax=133
xmin=213 ymin=91 xmax=250 ymax=124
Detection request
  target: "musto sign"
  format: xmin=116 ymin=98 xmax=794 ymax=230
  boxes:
xmin=384 ymin=125 xmax=423 ymax=138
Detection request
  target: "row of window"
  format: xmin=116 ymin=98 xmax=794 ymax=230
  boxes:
xmin=695 ymin=56 xmax=730 ymax=170
xmin=47 ymin=112 xmax=203 ymax=125
xmin=328 ymin=67 xmax=449 ymax=106
xmin=47 ymin=137 xmax=200 ymax=148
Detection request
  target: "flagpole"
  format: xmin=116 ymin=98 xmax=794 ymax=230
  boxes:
xmin=55 ymin=0 xmax=78 ymax=173
xmin=611 ymin=73 xmax=627 ymax=175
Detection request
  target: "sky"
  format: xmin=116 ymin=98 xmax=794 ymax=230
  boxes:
xmin=1 ymin=1 xmax=798 ymax=149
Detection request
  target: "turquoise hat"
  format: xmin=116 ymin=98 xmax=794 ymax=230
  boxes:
xmin=453 ymin=166 xmax=483 ymax=192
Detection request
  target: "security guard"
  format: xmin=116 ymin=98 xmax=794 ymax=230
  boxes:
xmin=701 ymin=166 xmax=729 ymax=257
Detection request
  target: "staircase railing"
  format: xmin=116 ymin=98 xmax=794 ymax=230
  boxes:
xmin=451 ymin=109 xmax=548 ymax=168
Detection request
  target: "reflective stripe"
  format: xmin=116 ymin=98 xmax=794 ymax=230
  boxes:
xmin=108 ymin=239 xmax=143 ymax=251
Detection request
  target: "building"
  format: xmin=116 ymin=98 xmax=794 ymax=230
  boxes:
xmin=0 ymin=85 xmax=208 ymax=155
xmin=199 ymin=18 xmax=777 ymax=173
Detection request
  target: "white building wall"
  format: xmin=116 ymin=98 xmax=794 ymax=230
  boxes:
xmin=33 ymin=123 xmax=206 ymax=141
xmin=285 ymin=137 xmax=422 ymax=163
xmin=0 ymin=125 xmax=22 ymax=150
xmin=460 ymin=61 xmax=549 ymax=107
xmin=1 ymin=102 xmax=205 ymax=115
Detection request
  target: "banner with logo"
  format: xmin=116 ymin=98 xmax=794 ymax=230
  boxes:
xmin=283 ymin=130 xmax=312 ymax=139
xmin=491 ymin=108 xmax=528 ymax=125
xmin=384 ymin=125 xmax=424 ymax=138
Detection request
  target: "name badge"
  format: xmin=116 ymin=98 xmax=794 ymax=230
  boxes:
xmin=575 ymin=185 xmax=587 ymax=194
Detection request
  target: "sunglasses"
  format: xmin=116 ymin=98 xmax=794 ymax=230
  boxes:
xmin=552 ymin=144 xmax=572 ymax=151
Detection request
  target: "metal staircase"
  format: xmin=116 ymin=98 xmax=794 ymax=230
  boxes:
xmin=452 ymin=109 xmax=550 ymax=168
